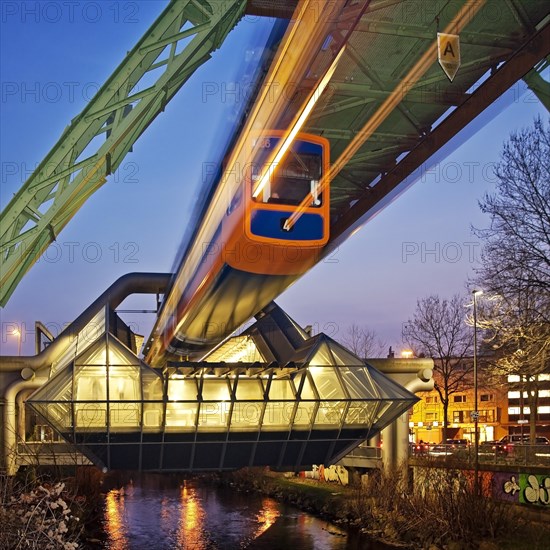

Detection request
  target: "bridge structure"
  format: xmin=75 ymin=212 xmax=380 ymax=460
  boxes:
xmin=1 ymin=0 xmax=549 ymax=475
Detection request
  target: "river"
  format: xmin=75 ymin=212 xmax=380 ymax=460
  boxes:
xmin=96 ymin=475 xmax=392 ymax=549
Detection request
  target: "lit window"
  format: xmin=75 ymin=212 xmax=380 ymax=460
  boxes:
xmin=508 ymin=407 xmax=520 ymax=415
xmin=508 ymin=375 xmax=520 ymax=382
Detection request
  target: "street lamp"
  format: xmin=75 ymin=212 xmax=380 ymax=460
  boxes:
xmin=11 ymin=327 xmax=22 ymax=356
xmin=472 ymin=289 xmax=483 ymax=494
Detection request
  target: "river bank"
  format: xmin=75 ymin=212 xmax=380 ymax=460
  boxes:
xmin=212 ymin=469 xmax=403 ymax=546
xmin=211 ymin=467 xmax=550 ymax=550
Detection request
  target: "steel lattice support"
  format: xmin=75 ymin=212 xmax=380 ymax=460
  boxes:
xmin=0 ymin=0 xmax=246 ymax=307
xmin=523 ymin=57 xmax=550 ymax=111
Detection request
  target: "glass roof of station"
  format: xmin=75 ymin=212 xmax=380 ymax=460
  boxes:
xmin=27 ymin=310 xmax=417 ymax=470
xmin=29 ymin=331 xmax=416 ymax=433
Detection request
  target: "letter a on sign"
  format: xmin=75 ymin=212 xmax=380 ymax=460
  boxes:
xmin=437 ymin=33 xmax=460 ymax=82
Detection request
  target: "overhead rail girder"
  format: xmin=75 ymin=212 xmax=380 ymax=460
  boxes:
xmin=329 ymin=22 xmax=550 ymax=247
xmin=0 ymin=0 xmax=247 ymax=307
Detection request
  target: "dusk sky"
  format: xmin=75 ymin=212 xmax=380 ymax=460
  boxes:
xmin=1 ymin=1 xmax=547 ymax=356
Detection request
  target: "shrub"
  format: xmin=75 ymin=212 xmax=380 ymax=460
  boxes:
xmin=0 ymin=474 xmax=83 ymax=549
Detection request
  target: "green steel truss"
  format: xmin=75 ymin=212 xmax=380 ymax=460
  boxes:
xmin=0 ymin=0 xmax=246 ymax=307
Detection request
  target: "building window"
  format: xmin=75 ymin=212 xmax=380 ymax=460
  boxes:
xmin=426 ymin=396 xmax=438 ymax=404
xmin=480 ymin=394 xmax=493 ymax=402
xmin=453 ymin=411 xmax=465 ymax=423
xmin=453 ymin=395 xmax=466 ymax=403
xmin=479 ymin=410 xmax=495 ymax=422
xmin=426 ymin=412 xmax=438 ymax=421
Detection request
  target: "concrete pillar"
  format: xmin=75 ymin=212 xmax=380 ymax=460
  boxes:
xmin=382 ymin=421 xmax=396 ymax=470
xmin=396 ymin=411 xmax=411 ymax=465
xmin=371 ymin=363 xmax=434 ymax=471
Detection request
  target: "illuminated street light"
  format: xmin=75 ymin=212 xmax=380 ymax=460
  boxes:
xmin=472 ymin=289 xmax=483 ymax=494
xmin=11 ymin=327 xmax=22 ymax=356
xmin=401 ymin=350 xmax=414 ymax=359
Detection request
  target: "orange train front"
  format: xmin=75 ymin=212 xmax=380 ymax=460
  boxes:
xmin=145 ymin=132 xmax=330 ymax=365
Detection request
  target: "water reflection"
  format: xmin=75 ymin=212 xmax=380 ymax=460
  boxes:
xmin=101 ymin=475 xmax=391 ymax=549
xmin=177 ymin=483 xmax=207 ymax=548
xmin=104 ymin=489 xmax=128 ymax=550
xmin=251 ymin=498 xmax=280 ymax=541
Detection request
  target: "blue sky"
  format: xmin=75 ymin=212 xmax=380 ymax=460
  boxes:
xmin=0 ymin=1 xmax=547 ymax=356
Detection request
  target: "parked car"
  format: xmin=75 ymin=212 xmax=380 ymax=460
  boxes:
xmin=496 ymin=435 xmax=550 ymax=457
xmin=478 ymin=440 xmax=502 ymax=459
xmin=412 ymin=441 xmax=430 ymax=455
xmin=428 ymin=438 xmax=470 ymax=457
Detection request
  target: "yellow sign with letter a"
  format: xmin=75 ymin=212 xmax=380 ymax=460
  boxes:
xmin=437 ymin=33 xmax=460 ymax=82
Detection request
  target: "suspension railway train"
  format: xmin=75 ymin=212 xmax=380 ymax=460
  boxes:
xmin=145 ymin=131 xmax=330 ymax=365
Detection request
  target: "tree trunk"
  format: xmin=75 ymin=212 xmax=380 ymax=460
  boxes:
xmin=442 ymin=399 xmax=449 ymax=442
xmin=527 ymin=378 xmax=538 ymax=443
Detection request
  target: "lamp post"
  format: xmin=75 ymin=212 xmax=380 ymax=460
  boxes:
xmin=472 ymin=289 xmax=483 ymax=495
xmin=12 ymin=327 xmax=22 ymax=356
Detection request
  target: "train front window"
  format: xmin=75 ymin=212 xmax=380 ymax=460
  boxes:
xmin=253 ymin=145 xmax=323 ymax=207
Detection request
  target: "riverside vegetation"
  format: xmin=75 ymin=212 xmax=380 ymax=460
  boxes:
xmin=2 ymin=464 xmax=549 ymax=549
xmin=0 ymin=467 xmax=104 ymax=550
xmin=218 ymin=465 xmax=550 ymax=550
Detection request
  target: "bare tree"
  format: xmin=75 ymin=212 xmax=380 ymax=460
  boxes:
xmin=473 ymin=117 xmax=550 ymax=317
xmin=404 ymin=295 xmax=474 ymax=441
xmin=342 ymin=323 xmax=386 ymax=359
xmin=472 ymin=118 xmax=550 ymax=442
xmin=475 ymin=291 xmax=549 ymax=442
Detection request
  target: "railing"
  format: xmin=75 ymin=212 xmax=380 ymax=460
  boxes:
xmin=345 ymin=445 xmax=382 ymax=460
xmin=411 ymin=443 xmax=550 ymax=467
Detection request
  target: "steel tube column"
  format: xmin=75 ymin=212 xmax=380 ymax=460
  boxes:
xmin=3 ymin=378 xmax=48 ymax=475
xmin=0 ymin=272 xmax=171 ymax=372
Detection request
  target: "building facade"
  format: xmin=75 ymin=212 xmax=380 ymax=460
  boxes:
xmin=408 ymin=357 xmax=508 ymax=444
xmin=409 ymin=355 xmax=550 ymax=444
xmin=506 ymin=373 xmax=550 ymax=440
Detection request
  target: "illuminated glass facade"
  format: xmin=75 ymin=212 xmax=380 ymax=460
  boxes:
xmin=28 ymin=322 xmax=417 ymax=471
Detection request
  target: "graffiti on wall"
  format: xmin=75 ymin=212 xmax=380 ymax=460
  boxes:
xmin=493 ymin=472 xmax=550 ymax=506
